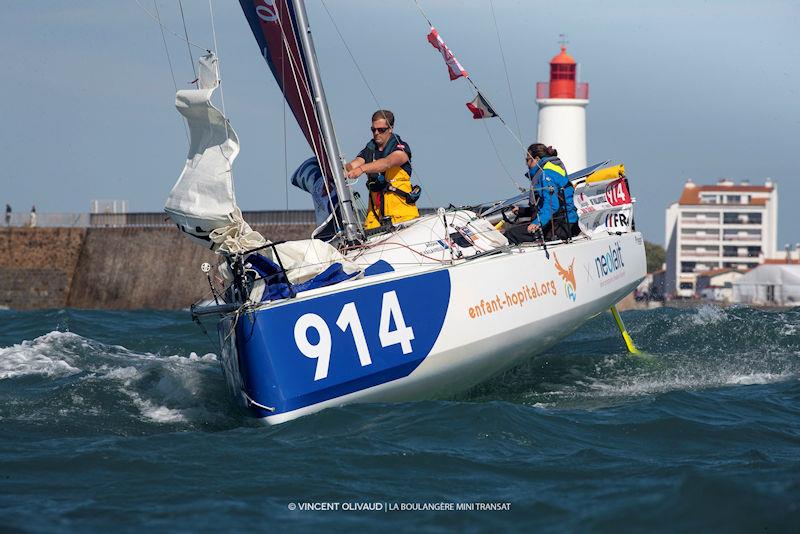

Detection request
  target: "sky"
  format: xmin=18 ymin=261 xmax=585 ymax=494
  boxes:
xmin=1 ymin=0 xmax=798 ymax=247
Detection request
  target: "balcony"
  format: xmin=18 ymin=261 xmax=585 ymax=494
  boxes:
xmin=681 ymin=234 xmax=720 ymax=241
xmin=681 ymin=251 xmax=720 ymax=258
xmin=722 ymin=235 xmax=762 ymax=242
xmin=681 ymin=219 xmax=721 ymax=226
xmin=722 ymin=252 xmax=760 ymax=258
xmin=723 ymin=220 xmax=762 ymax=226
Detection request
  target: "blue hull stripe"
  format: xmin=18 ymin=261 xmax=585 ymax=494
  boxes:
xmin=235 ymin=269 xmax=451 ymax=415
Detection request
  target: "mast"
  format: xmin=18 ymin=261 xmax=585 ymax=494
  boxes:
xmin=290 ymin=0 xmax=360 ymax=242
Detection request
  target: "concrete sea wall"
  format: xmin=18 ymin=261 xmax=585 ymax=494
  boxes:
xmin=0 ymin=225 xmax=314 ymax=310
xmin=1 ymin=224 xmax=643 ymax=311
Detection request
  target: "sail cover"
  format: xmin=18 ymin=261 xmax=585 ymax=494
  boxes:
xmin=239 ymin=0 xmax=333 ymax=180
xmin=165 ymin=52 xmax=265 ymax=253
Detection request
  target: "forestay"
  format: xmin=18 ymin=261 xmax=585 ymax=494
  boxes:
xmin=165 ymin=53 xmax=265 ymax=253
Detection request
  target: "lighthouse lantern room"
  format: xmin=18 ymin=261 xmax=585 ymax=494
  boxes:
xmin=535 ymin=43 xmax=589 ymax=172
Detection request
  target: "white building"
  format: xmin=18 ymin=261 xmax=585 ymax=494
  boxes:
xmin=696 ymin=268 xmax=744 ymax=303
xmin=535 ymin=46 xmax=588 ymax=172
xmin=665 ymin=178 xmax=778 ymax=298
xmin=732 ymin=263 xmax=800 ymax=306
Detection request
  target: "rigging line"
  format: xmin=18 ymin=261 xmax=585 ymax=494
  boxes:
xmin=206 ymin=2 xmax=235 ymax=183
xmin=410 ymin=0 xmax=528 ymax=157
xmin=274 ymin=6 xmax=343 ymax=233
xmin=319 ymin=0 xmax=381 ymax=110
xmin=412 ymin=0 xmax=435 ymax=27
xmin=207 ymin=0 xmax=226 ymax=115
xmin=280 ymin=9 xmax=289 ymax=211
xmin=275 ymin=8 xmax=330 ymax=166
xmin=133 ymin=0 xmax=208 ymax=52
xmin=465 ymin=77 xmax=527 ymax=156
xmin=152 ymin=0 xmax=189 ymax=145
xmin=320 ymin=0 xmax=438 ymax=209
xmin=488 ymin=0 xmax=522 ymax=141
xmin=481 ymin=114 xmax=523 ymax=193
xmin=461 ymin=82 xmax=523 ymax=192
xmin=177 ymin=0 xmax=197 ymax=84
xmin=410 ymin=0 xmax=528 ymax=188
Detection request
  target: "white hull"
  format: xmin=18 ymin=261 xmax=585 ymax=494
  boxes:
xmin=217 ymin=215 xmax=645 ymax=424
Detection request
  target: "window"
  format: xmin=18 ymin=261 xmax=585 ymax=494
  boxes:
xmin=726 ymin=195 xmax=741 ymax=203
xmin=550 ymin=64 xmax=576 ymax=80
xmin=680 ymin=282 xmax=694 ymax=290
xmin=766 ymin=285 xmax=775 ymax=302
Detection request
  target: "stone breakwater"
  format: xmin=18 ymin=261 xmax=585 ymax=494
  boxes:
xmin=0 ymin=225 xmax=313 ymax=310
xmin=1 ymin=226 xmax=642 ymax=311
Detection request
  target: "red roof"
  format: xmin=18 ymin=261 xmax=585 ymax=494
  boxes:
xmin=678 ymin=183 xmax=774 ymax=205
xmin=764 ymin=258 xmax=800 ymax=265
xmin=697 ymin=267 xmax=737 ymax=277
xmin=550 ymin=46 xmax=576 ymax=65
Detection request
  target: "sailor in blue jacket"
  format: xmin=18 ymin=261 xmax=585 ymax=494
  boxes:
xmin=505 ymin=143 xmax=580 ymax=244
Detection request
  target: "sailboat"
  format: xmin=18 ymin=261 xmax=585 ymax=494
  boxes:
xmin=166 ymin=0 xmax=646 ymax=424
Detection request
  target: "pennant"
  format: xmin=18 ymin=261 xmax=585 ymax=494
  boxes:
xmin=426 ymin=27 xmax=468 ymax=81
xmin=466 ymin=92 xmax=497 ymax=119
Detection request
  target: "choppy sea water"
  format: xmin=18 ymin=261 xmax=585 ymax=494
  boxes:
xmin=1 ymin=306 xmax=798 ymax=532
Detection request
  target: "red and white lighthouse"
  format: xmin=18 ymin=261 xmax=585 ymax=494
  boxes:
xmin=535 ymin=45 xmax=589 ymax=172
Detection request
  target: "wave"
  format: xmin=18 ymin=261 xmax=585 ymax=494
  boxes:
xmin=0 ymin=327 xmax=244 ymax=433
xmin=463 ymin=305 xmax=800 ymax=408
xmin=0 ymin=306 xmax=797 ymax=431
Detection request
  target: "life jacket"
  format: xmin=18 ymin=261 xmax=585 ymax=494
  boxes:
xmin=359 ymin=134 xmax=420 ymax=229
xmin=527 ymin=157 xmax=577 ymax=235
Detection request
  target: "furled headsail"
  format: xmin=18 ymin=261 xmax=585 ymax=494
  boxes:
xmin=239 ymin=0 xmax=334 ymax=181
xmin=165 ymin=52 xmax=265 ymax=253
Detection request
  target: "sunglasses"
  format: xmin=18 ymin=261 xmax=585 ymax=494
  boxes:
xmin=371 ymin=126 xmax=391 ymax=134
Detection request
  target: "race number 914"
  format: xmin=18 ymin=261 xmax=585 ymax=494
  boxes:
xmin=293 ymin=290 xmax=415 ymax=381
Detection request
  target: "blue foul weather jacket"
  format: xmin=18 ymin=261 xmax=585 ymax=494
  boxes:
xmin=527 ymin=157 xmax=578 ymax=227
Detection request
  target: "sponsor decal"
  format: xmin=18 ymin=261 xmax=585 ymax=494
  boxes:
xmin=255 ymin=0 xmax=279 ymax=23
xmin=593 ymin=241 xmax=626 ymax=286
xmin=583 ymin=261 xmax=595 ymax=283
xmin=422 ymin=240 xmax=449 ymax=255
xmin=553 ymin=252 xmax=577 ymax=302
xmin=604 ymin=211 xmax=629 ymax=229
xmin=468 ymin=279 xmax=558 ymax=319
xmin=604 ymin=178 xmax=631 ymax=206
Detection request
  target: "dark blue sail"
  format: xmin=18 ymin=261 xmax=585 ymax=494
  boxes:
xmin=238 ymin=0 xmax=333 ymax=180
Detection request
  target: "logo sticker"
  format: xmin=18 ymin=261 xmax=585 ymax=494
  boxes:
xmin=593 ymin=241 xmax=626 ymax=286
xmin=256 ymin=0 xmax=279 ymax=23
xmin=554 ymin=252 xmax=577 ymax=302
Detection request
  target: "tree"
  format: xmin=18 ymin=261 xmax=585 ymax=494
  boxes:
xmin=644 ymin=241 xmax=665 ymax=273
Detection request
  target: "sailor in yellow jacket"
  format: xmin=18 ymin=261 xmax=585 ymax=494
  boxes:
xmin=346 ymin=110 xmax=420 ymax=229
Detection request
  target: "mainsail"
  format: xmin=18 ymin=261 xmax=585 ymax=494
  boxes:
xmin=239 ymin=0 xmax=333 ymax=180
xmin=239 ymin=0 xmax=360 ymax=242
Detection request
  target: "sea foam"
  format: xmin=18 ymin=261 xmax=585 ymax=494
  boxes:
xmin=0 ymin=331 xmax=83 ymax=379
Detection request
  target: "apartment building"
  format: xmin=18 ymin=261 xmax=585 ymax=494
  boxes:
xmin=664 ymin=178 xmax=777 ymax=298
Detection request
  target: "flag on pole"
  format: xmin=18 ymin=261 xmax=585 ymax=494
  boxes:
xmin=426 ymin=27 xmax=468 ymax=81
xmin=466 ymin=92 xmax=497 ymax=119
